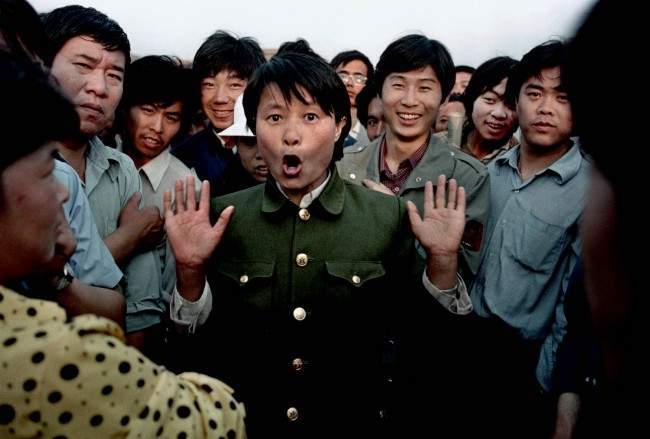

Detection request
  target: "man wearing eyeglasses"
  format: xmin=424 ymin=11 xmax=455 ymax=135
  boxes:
xmin=330 ymin=50 xmax=374 ymax=147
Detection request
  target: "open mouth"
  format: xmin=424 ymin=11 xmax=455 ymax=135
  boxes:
xmin=398 ymin=112 xmax=421 ymax=121
xmin=282 ymin=154 xmax=302 ymax=177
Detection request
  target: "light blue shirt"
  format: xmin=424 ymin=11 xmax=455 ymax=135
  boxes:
xmin=83 ymin=137 xmax=165 ymax=333
xmin=55 ymin=159 xmax=123 ymax=288
xmin=470 ymin=144 xmax=590 ymax=390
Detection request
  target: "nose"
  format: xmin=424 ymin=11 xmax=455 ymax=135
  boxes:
xmin=212 ymin=84 xmax=230 ymax=104
xmin=283 ymin=122 xmax=300 ymax=147
xmin=151 ymin=114 xmax=163 ymax=133
xmin=85 ymin=70 xmax=107 ymax=97
xmin=538 ymin=95 xmax=554 ymax=115
xmin=401 ymin=85 xmax=417 ymax=106
xmin=491 ymin=102 xmax=508 ymax=120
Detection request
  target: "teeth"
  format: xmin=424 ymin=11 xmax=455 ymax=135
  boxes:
xmin=398 ymin=113 xmax=420 ymax=120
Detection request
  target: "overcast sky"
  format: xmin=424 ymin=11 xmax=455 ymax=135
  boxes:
xmin=32 ymin=0 xmax=597 ymax=66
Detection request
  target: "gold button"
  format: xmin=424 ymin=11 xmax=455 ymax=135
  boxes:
xmin=295 ymin=253 xmax=308 ymax=267
xmin=239 ymin=274 xmax=249 ymax=284
xmin=349 ymin=173 xmax=356 ymax=180
xmin=292 ymin=358 xmax=304 ymax=372
xmin=298 ymin=208 xmax=310 ymax=221
xmin=352 ymin=275 xmax=361 ymax=285
xmin=287 ymin=406 xmax=299 ymax=422
xmin=293 ymin=307 xmax=307 ymax=321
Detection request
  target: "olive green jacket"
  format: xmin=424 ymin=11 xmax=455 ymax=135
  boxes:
xmin=337 ymin=131 xmax=490 ymax=280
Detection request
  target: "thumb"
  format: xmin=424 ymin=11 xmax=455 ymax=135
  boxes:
xmin=127 ymin=192 xmax=142 ymax=208
xmin=406 ymin=200 xmax=422 ymax=231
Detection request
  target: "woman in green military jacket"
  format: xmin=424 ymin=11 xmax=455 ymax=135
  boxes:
xmin=164 ymin=52 xmax=469 ymax=437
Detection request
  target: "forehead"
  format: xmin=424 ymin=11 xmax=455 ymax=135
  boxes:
xmin=336 ymin=59 xmax=368 ymax=75
xmin=258 ymin=82 xmax=315 ymax=109
xmin=456 ymin=71 xmax=472 ymax=82
xmin=387 ymin=65 xmax=439 ymax=82
xmin=203 ymin=68 xmax=245 ymax=81
xmin=523 ymin=66 xmax=563 ymax=89
xmin=57 ymin=35 xmax=125 ymax=69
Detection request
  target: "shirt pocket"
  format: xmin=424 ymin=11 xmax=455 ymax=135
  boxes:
xmin=325 ymin=261 xmax=386 ymax=302
xmin=216 ymin=259 xmax=275 ymax=308
xmin=504 ymin=197 xmax=566 ymax=274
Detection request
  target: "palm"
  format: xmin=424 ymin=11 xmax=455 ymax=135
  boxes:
xmin=164 ymin=177 xmax=233 ymax=267
xmin=407 ymin=176 xmax=466 ymax=257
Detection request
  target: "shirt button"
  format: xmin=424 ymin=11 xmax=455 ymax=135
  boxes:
xmin=298 ymin=208 xmax=310 ymax=221
xmin=293 ymin=307 xmax=307 ymax=321
xmin=352 ymin=275 xmax=361 ymax=285
xmin=393 ymin=186 xmax=400 ymax=193
xmin=296 ymin=253 xmax=308 ymax=267
xmin=415 ymin=176 xmax=422 ymax=182
xmin=513 ymin=189 xmax=520 ymax=193
xmin=450 ymin=151 xmax=455 ymax=157
xmin=239 ymin=274 xmax=249 ymax=284
xmin=287 ymin=407 xmax=299 ymax=422
xmin=349 ymin=173 xmax=356 ymax=180
xmin=292 ymin=358 xmax=304 ymax=372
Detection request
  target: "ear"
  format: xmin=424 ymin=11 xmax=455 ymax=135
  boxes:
xmin=334 ymin=116 xmax=347 ymax=142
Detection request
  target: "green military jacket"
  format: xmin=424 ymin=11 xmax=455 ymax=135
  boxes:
xmin=337 ymin=131 xmax=490 ymax=280
xmin=201 ymin=169 xmax=435 ymax=437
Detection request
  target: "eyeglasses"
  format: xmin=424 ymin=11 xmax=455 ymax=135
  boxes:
xmin=337 ymin=72 xmax=368 ymax=85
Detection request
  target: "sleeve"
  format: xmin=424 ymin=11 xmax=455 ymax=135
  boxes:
xmin=421 ymin=270 xmax=473 ymax=315
xmin=170 ymin=280 xmax=213 ymax=334
xmin=36 ymin=314 xmax=246 ymax=438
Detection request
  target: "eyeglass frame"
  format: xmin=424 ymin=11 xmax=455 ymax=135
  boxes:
xmin=337 ymin=71 xmax=368 ymax=85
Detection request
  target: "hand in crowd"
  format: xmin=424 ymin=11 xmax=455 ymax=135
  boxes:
xmin=163 ymin=176 xmax=234 ymax=269
xmin=407 ymin=175 xmax=466 ymax=259
xmin=118 ymin=192 xmax=164 ymax=251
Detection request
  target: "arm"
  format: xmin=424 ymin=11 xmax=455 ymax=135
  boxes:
xmin=552 ymin=392 xmax=581 ymax=439
xmin=56 ymin=281 xmax=125 ymax=328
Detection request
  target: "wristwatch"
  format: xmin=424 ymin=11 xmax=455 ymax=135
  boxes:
xmin=52 ymin=263 xmax=75 ymax=291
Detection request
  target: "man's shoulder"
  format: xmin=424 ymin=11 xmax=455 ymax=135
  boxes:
xmin=91 ymin=137 xmax=138 ymax=175
xmin=430 ymin=133 xmax=488 ymax=177
xmin=172 ymin=129 xmax=214 ymax=157
xmin=211 ymin=182 xmax=265 ymax=211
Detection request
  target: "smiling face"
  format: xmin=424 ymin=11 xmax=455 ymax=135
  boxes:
xmin=126 ymin=101 xmax=183 ymax=165
xmin=50 ymin=36 xmax=125 ymax=138
xmin=517 ymin=66 xmax=572 ymax=152
xmin=381 ymin=66 xmax=442 ymax=145
xmin=471 ymin=77 xmax=516 ymax=143
xmin=200 ymin=69 xmax=247 ymax=130
xmin=255 ymin=83 xmax=345 ymax=204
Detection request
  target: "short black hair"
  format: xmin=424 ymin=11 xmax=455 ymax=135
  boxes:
xmin=330 ymin=49 xmax=374 ymax=84
xmin=455 ymin=65 xmax=476 ymax=75
xmin=0 ymin=0 xmax=50 ymax=62
xmin=119 ymin=55 xmax=195 ymax=140
xmin=462 ymin=56 xmax=518 ymax=140
xmin=356 ymin=80 xmax=380 ymax=128
xmin=375 ymin=34 xmax=455 ymax=101
xmin=0 ymin=52 xmax=79 ymax=173
xmin=43 ymin=5 xmax=131 ymax=66
xmin=243 ymin=52 xmax=351 ymax=164
xmin=277 ymin=38 xmax=325 ymax=63
xmin=193 ymin=30 xmax=265 ymax=81
xmin=505 ymin=40 xmax=568 ymax=105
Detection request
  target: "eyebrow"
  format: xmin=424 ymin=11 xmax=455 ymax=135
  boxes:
xmin=389 ymin=74 xmax=436 ymax=83
xmin=75 ymin=53 xmax=124 ymax=73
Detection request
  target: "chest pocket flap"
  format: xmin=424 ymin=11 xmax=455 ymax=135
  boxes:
xmin=325 ymin=261 xmax=386 ymax=287
xmin=217 ymin=260 xmax=275 ymax=285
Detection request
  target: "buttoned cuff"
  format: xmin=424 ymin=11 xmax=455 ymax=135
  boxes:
xmin=169 ymin=279 xmax=212 ymax=333
xmin=422 ymin=270 xmax=473 ymax=315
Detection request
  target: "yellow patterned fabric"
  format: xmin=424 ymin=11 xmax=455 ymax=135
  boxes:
xmin=0 ymin=285 xmax=246 ymax=438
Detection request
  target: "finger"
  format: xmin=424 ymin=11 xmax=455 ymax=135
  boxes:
xmin=423 ymin=181 xmax=434 ymax=214
xmin=457 ymin=186 xmax=466 ymax=216
xmin=185 ymin=175 xmax=197 ymax=211
xmin=435 ymin=175 xmax=447 ymax=209
xmin=212 ymin=205 xmax=235 ymax=241
xmin=163 ymin=190 xmax=172 ymax=217
xmin=406 ymin=200 xmax=423 ymax=230
xmin=175 ymin=179 xmax=185 ymax=213
xmin=127 ymin=191 xmax=142 ymax=209
xmin=198 ymin=180 xmax=211 ymax=215
xmin=447 ymin=178 xmax=458 ymax=210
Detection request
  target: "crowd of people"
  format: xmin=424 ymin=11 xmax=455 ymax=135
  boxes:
xmin=0 ymin=0 xmax=643 ymax=437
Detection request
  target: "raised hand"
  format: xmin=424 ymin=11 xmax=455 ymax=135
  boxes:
xmin=164 ymin=176 xmax=234 ymax=269
xmin=407 ymin=175 xmax=466 ymax=258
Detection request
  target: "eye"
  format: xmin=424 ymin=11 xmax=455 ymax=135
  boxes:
xmin=202 ymin=81 xmax=215 ymax=89
xmin=74 ymin=62 xmax=91 ymax=71
xmin=557 ymin=94 xmax=569 ymax=103
xmin=527 ymin=91 xmax=541 ymax=99
xmin=420 ymin=86 xmax=432 ymax=92
xmin=107 ymin=73 xmax=123 ymax=83
xmin=166 ymin=115 xmax=180 ymax=123
xmin=392 ymin=82 xmax=404 ymax=90
xmin=140 ymin=105 xmax=154 ymax=115
xmin=230 ymin=82 xmax=244 ymax=89
xmin=267 ymin=114 xmax=281 ymax=122
xmin=305 ymin=113 xmax=319 ymax=122
xmin=483 ymin=97 xmax=496 ymax=104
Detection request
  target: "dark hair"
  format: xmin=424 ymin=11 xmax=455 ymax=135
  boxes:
xmin=330 ymin=49 xmax=374 ymax=84
xmin=0 ymin=53 xmax=79 ymax=173
xmin=243 ymin=52 xmax=351 ymax=163
xmin=375 ymin=34 xmax=455 ymax=101
xmin=193 ymin=30 xmax=265 ymax=81
xmin=43 ymin=5 xmax=130 ymax=66
xmin=462 ymin=56 xmax=519 ymax=142
xmin=277 ymin=38 xmax=325 ymax=62
xmin=505 ymin=40 xmax=568 ymax=105
xmin=447 ymin=93 xmax=464 ymax=103
xmin=356 ymin=80 xmax=380 ymax=128
xmin=119 ymin=55 xmax=194 ymax=139
xmin=455 ymin=65 xmax=476 ymax=75
xmin=0 ymin=0 xmax=50 ymax=62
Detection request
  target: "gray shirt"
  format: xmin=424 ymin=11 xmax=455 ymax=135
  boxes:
xmin=84 ymin=137 xmax=165 ymax=332
xmin=470 ymin=144 xmax=590 ymax=391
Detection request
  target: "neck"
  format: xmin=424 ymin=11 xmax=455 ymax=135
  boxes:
xmin=384 ymin=128 xmax=429 ymax=169
xmin=518 ymin=138 xmax=572 ymax=180
xmin=467 ymin=130 xmax=506 ymax=160
xmin=58 ymin=139 xmax=89 ymax=181
xmin=350 ymin=107 xmax=358 ymax=128
xmin=123 ymin=143 xmax=150 ymax=169
xmin=281 ymin=171 xmax=328 ymax=206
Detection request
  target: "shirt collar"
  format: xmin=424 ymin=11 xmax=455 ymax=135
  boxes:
xmin=495 ymin=141 xmax=583 ymax=184
xmin=274 ymin=170 xmax=331 ymax=208
xmin=139 ymin=148 xmax=172 ymax=191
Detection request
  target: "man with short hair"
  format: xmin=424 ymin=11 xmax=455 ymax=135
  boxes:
xmin=468 ymin=40 xmax=590 ymax=436
xmin=451 ymin=64 xmax=475 ymax=95
xmin=355 ymin=80 xmax=385 ymax=142
xmin=172 ymin=30 xmax=265 ymax=195
xmin=44 ymin=5 xmax=165 ymax=348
